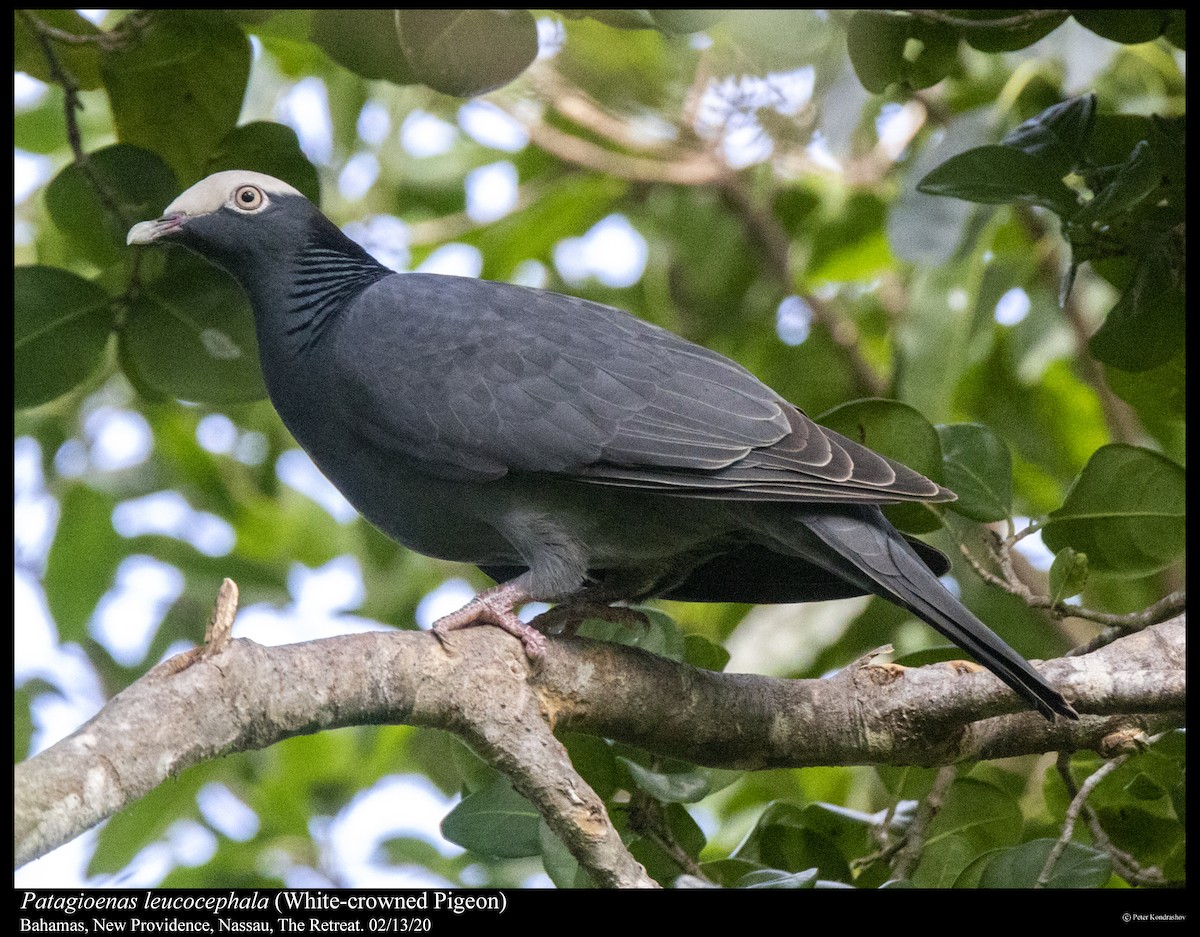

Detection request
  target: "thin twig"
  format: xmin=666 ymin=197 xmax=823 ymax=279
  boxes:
xmin=20 ymin=9 xmax=134 ymax=227
xmin=18 ymin=8 xmax=134 ymax=51
xmin=940 ymin=515 xmax=1184 ymax=632
xmin=891 ymin=764 xmax=955 ymax=880
xmin=1044 ymin=736 xmax=1168 ymax=887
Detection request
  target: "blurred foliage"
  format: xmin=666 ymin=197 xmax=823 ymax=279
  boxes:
xmin=13 ymin=9 xmax=1185 ymax=889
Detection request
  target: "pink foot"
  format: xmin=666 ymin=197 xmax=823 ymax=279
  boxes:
xmin=432 ymin=581 xmax=547 ymax=658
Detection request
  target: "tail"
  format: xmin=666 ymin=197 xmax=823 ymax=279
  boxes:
xmin=766 ymin=504 xmax=1077 ymax=721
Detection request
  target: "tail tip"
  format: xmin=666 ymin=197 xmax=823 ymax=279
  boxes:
xmin=1034 ymin=691 xmax=1079 ymax=722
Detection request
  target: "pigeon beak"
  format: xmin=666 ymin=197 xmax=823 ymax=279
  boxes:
xmin=127 ymin=213 xmax=187 ymax=246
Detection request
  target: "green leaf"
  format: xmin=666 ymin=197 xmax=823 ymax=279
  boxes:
xmin=440 ymin=777 xmax=541 ymax=859
xmin=711 ymin=9 xmax=839 ymax=76
xmin=805 ymin=191 xmax=894 ymax=284
xmin=45 ymin=144 xmax=179 ymax=267
xmin=1043 ymin=445 xmax=1185 ymax=577
xmin=817 ymin=398 xmax=945 ymax=533
xmin=15 ymin=266 xmax=113 ymax=409
xmin=395 ymin=10 xmax=538 ymax=97
xmin=912 ymin=778 xmax=1023 ymax=887
xmin=14 ymin=85 xmax=69 ymax=155
xmin=539 ymin=819 xmax=594 ymax=888
xmin=204 ymin=122 xmax=321 ymax=204
xmin=577 ymin=606 xmax=686 ymax=661
xmin=683 ymin=633 xmax=730 ymax=672
xmin=617 ymin=758 xmax=711 ymax=804
xmin=1072 ymin=10 xmax=1173 ymax=44
xmin=101 ymin=10 xmax=251 ymax=185
xmin=43 ymin=485 xmax=126 ymax=646
xmin=1162 ymin=9 xmax=1186 ymax=48
xmin=14 ymin=9 xmax=104 ymax=89
xmin=846 ymin=11 xmax=959 ymax=94
xmin=917 ymin=145 xmax=1079 ymax=216
xmin=936 ymin=423 xmax=1013 ymax=522
xmin=731 ymin=802 xmax=852 ymax=882
xmin=555 ymin=14 xmax=687 ymax=112
xmin=1048 ymin=547 xmax=1089 ymax=603
xmin=310 ymin=10 xmax=416 ymax=84
xmin=738 ymin=867 xmax=818 ymax=889
xmin=121 ymin=252 xmax=267 ymax=404
xmin=974 ymin=839 xmax=1112 ymax=888
xmin=1087 ymin=253 xmax=1183 ymax=373
xmin=1072 ymin=140 xmax=1162 ymax=230
xmin=953 ymin=10 xmax=1068 ymax=52
xmin=1104 ymin=354 xmax=1185 ymax=424
xmin=1000 ymin=95 xmax=1096 ymax=174
xmin=648 ymin=10 xmax=724 ymax=35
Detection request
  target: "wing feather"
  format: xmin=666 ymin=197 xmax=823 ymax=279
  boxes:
xmin=336 ymin=273 xmax=950 ymax=504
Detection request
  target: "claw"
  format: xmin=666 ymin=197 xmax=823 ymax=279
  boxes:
xmin=431 ymin=581 xmax=547 ymax=658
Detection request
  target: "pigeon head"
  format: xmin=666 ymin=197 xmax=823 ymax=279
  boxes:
xmin=126 ymin=170 xmax=322 ymax=283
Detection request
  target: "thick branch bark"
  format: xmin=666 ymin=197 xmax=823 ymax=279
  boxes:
xmin=15 ymin=615 xmax=1184 ymax=877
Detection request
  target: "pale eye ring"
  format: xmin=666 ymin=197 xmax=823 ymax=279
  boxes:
xmin=233 ymin=185 xmax=264 ymax=211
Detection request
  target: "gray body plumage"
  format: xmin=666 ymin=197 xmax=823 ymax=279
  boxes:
xmin=128 ymin=171 xmax=1076 ymax=721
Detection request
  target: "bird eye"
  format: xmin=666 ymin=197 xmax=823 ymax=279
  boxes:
xmin=233 ymin=185 xmax=264 ymax=211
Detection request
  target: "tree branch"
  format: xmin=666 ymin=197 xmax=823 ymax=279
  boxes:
xmin=15 ymin=614 xmax=1184 ymax=874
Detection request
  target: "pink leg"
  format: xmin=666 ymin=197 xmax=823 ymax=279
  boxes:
xmin=432 ymin=580 xmax=547 ymax=658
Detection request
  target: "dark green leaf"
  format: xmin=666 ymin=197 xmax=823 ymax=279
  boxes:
xmin=937 ymin=423 xmax=1013 ymax=522
xmin=1001 ymin=95 xmax=1096 ymax=174
xmin=1087 ymin=250 xmax=1184 ymax=372
xmin=846 ymin=11 xmax=959 ymax=94
xmin=1043 ymin=444 xmax=1185 ymax=577
xmin=14 ymin=9 xmax=104 ymax=89
xmin=101 ymin=10 xmax=251 ymax=185
xmin=1162 ymin=9 xmax=1186 ymax=48
xmin=396 ymin=10 xmax=538 ymax=97
xmin=15 ymin=266 xmax=113 ymax=409
xmin=1072 ymin=140 xmax=1161 ymax=230
xmin=121 ymin=252 xmax=267 ymax=403
xmin=817 ymin=398 xmax=945 ymax=533
xmin=45 ymin=144 xmax=179 ymax=266
xmin=617 ymin=758 xmax=713 ymax=804
xmin=738 ymin=867 xmax=818 ymax=889
xmin=975 ymin=839 xmax=1112 ymax=888
xmin=917 ymin=145 xmax=1079 ymax=216
xmin=683 ymin=633 xmax=730 ymax=672
xmin=561 ymin=733 xmax=617 ymax=801
xmin=1072 ymin=10 xmax=1172 ymax=44
xmin=577 ymin=606 xmax=686 ymax=661
xmin=539 ymin=819 xmax=594 ymax=888
xmin=204 ymin=122 xmax=320 ymax=204
xmin=951 ymin=10 xmax=1068 ymax=52
xmin=1104 ymin=354 xmax=1185 ymax=424
xmin=732 ymin=802 xmax=852 ymax=882
xmin=440 ymin=777 xmax=540 ymax=859
xmin=309 ymin=10 xmax=415 ymax=83
xmin=911 ymin=778 xmax=1022 ymax=887
xmin=1048 ymin=547 xmax=1089 ymax=603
